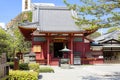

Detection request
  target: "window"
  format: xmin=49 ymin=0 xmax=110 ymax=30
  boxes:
xmin=74 ymin=37 xmax=83 ymax=42
xmin=33 ymin=37 xmax=46 ymax=42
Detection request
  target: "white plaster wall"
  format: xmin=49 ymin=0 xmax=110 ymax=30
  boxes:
xmin=117 ymin=52 xmax=120 ymax=60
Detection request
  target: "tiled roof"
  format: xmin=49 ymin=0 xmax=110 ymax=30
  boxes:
xmin=19 ymin=22 xmax=39 ymax=28
xmin=94 ymin=30 xmax=120 ymax=43
xmin=20 ymin=6 xmax=85 ymax=33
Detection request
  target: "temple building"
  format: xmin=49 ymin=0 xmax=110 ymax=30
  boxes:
xmin=18 ymin=3 xmax=102 ymax=65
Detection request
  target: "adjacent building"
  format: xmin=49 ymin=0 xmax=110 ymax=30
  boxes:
xmin=94 ymin=30 xmax=120 ymax=63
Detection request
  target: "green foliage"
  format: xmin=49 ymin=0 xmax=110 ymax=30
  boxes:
xmin=39 ymin=67 xmax=54 ymax=73
xmin=0 ymin=28 xmax=11 ymax=54
xmin=28 ymin=63 xmax=40 ymax=73
xmin=8 ymin=62 xmax=14 ymax=69
xmin=9 ymin=70 xmax=38 ymax=80
xmin=8 ymin=62 xmax=29 ymax=70
xmin=83 ymin=25 xmax=98 ymax=31
xmin=107 ymin=27 xmax=120 ymax=33
xmin=89 ymin=32 xmax=101 ymax=39
xmin=6 ymin=11 xmax=32 ymax=58
xmin=12 ymin=27 xmax=31 ymax=53
xmin=7 ymin=26 xmax=31 ymax=58
xmin=21 ymin=11 xmax=32 ymax=22
xmin=28 ymin=11 xmax=32 ymax=22
xmin=19 ymin=63 xmax=29 ymax=70
xmin=64 ymin=0 xmax=120 ymax=30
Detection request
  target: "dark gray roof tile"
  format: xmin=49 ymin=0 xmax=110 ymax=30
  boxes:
xmin=21 ymin=6 xmax=85 ymax=32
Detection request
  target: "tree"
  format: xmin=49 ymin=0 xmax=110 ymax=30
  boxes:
xmin=107 ymin=27 xmax=120 ymax=33
xmin=7 ymin=25 xmax=31 ymax=58
xmin=64 ymin=0 xmax=120 ymax=30
xmin=88 ymin=32 xmax=101 ymax=39
xmin=0 ymin=28 xmax=11 ymax=55
xmin=6 ymin=11 xmax=32 ymax=58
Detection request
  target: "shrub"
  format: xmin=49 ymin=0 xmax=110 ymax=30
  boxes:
xmin=19 ymin=63 xmax=29 ymax=70
xmin=39 ymin=67 xmax=54 ymax=73
xmin=28 ymin=63 xmax=40 ymax=73
xmin=8 ymin=62 xmax=29 ymax=70
xmin=8 ymin=62 xmax=14 ymax=69
xmin=9 ymin=70 xmax=38 ymax=80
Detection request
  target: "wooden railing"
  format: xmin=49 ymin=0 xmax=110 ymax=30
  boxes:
xmin=104 ymin=60 xmax=120 ymax=64
xmin=81 ymin=58 xmax=104 ymax=64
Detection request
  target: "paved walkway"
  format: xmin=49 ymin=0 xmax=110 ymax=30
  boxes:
xmin=39 ymin=64 xmax=120 ymax=80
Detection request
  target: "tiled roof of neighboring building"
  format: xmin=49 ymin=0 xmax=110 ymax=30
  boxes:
xmin=94 ymin=30 xmax=120 ymax=43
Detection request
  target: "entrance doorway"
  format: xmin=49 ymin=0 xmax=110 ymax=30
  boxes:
xmin=54 ymin=42 xmax=63 ymax=58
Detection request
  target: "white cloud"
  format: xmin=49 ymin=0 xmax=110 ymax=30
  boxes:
xmin=0 ymin=22 xmax=6 ymax=29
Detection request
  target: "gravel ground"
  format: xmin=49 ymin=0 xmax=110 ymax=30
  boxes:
xmin=39 ymin=64 xmax=120 ymax=80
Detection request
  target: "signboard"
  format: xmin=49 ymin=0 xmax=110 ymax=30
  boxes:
xmin=33 ymin=45 xmax=41 ymax=52
xmin=53 ymin=38 xmax=67 ymax=42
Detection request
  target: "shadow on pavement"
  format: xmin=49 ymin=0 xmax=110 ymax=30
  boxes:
xmin=82 ymin=72 xmax=120 ymax=80
xmin=38 ymin=75 xmax=43 ymax=79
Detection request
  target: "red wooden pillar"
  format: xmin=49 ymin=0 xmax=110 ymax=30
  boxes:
xmin=31 ymin=34 xmax=34 ymax=52
xmin=70 ymin=36 xmax=73 ymax=64
xmin=82 ymin=37 xmax=86 ymax=58
xmin=82 ymin=38 xmax=86 ymax=64
xmin=83 ymin=44 xmax=86 ymax=58
xmin=47 ymin=36 xmax=50 ymax=65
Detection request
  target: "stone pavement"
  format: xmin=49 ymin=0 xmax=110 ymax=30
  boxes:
xmin=39 ymin=64 xmax=120 ymax=80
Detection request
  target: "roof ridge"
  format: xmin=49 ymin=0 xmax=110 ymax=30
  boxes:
xmin=19 ymin=22 xmax=39 ymax=26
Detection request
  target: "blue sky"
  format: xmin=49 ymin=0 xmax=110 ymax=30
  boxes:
xmin=0 ymin=0 xmax=21 ymax=24
xmin=0 ymin=0 xmax=80 ymax=24
xmin=0 ymin=0 xmax=109 ymax=33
